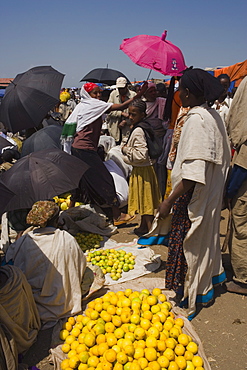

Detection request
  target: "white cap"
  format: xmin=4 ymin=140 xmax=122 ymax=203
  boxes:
xmin=116 ymin=77 xmax=127 ymax=88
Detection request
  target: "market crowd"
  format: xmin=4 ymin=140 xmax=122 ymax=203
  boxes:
xmin=0 ymin=69 xmax=246 ymax=359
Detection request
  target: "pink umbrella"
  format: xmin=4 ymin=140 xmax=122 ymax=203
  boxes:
xmin=120 ymin=30 xmax=187 ymax=77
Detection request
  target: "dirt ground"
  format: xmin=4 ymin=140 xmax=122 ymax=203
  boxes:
xmin=22 ymin=210 xmax=247 ymax=370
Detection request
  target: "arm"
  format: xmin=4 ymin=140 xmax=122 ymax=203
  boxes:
xmin=107 ymin=82 xmax=148 ymax=112
xmin=226 ymin=164 xmax=247 ymax=200
xmin=158 ymin=179 xmax=195 ymax=218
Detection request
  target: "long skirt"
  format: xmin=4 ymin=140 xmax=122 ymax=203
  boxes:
xmin=165 ymin=188 xmax=193 ymax=293
xmin=71 ymin=147 xmax=119 ymax=207
xmin=128 ymin=166 xmax=161 ymax=216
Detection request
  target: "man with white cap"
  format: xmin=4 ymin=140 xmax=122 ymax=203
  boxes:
xmin=106 ymin=77 xmax=136 ymax=144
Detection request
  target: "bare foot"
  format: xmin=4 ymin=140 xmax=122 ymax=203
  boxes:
xmin=225 ymin=281 xmax=247 ymax=295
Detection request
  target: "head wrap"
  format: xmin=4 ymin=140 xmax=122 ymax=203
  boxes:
xmin=26 ymin=201 xmax=59 ymax=228
xmin=146 ymin=82 xmax=156 ymax=91
xmin=180 ymin=68 xmax=224 ymax=106
xmin=83 ymin=83 xmax=98 ymax=93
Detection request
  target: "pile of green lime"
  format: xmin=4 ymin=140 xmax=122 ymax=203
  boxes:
xmin=86 ymin=249 xmax=136 ymax=280
xmin=74 ymin=232 xmax=104 ymax=252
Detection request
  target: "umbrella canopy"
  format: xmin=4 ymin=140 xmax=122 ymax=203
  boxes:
xmin=80 ymin=68 xmax=131 ymax=85
xmin=0 ymin=181 xmax=16 ymax=216
xmin=0 ymin=66 xmax=65 ymax=133
xmin=0 ymin=148 xmax=89 ymax=212
xmin=120 ymin=30 xmax=187 ymax=77
xmin=21 ymin=125 xmax=63 ymax=157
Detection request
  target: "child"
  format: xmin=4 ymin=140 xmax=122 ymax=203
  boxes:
xmin=122 ymin=100 xmax=161 ymax=236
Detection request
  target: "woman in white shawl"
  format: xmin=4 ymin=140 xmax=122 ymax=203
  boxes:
xmin=61 ymin=82 xmax=147 ymax=222
xmin=159 ymin=69 xmax=231 ymax=320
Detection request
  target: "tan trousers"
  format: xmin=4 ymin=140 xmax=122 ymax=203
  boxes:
xmin=229 ymin=180 xmax=247 ymax=283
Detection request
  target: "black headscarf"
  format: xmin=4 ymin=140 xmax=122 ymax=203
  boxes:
xmin=180 ymin=68 xmax=224 ymax=106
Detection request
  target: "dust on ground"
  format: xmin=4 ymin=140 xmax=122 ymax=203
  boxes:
xmin=23 ymin=210 xmax=247 ymax=370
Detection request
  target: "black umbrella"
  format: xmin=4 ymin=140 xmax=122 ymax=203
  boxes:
xmin=21 ymin=125 xmax=63 ymax=157
xmin=0 ymin=148 xmax=89 ymax=212
xmin=0 ymin=66 xmax=65 ymax=133
xmin=80 ymin=68 xmax=131 ymax=85
xmin=0 ymin=181 xmax=16 ymax=216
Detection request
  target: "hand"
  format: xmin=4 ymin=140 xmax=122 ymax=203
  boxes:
xmin=121 ymin=112 xmax=129 ymax=118
xmin=118 ymin=120 xmax=127 ymax=128
xmin=136 ymin=81 xmax=148 ymax=98
xmin=158 ymin=199 xmax=172 ymax=219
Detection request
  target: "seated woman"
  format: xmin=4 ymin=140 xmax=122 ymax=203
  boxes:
xmin=5 ymin=201 xmax=87 ymax=328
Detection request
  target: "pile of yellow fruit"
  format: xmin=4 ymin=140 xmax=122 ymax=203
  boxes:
xmin=53 ymin=193 xmax=83 ymax=211
xmin=87 ymin=249 xmax=135 ymax=280
xmin=75 ymin=233 xmax=104 ymax=252
xmin=59 ymin=288 xmax=204 ymax=370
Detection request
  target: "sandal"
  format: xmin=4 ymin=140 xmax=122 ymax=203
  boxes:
xmin=114 ymin=215 xmax=136 ymax=226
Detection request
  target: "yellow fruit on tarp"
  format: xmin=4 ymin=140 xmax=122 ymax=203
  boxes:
xmin=175 ymin=355 xmax=187 ymax=369
xmin=167 ymin=360 xmax=179 ymax=370
xmin=65 ymin=335 xmax=76 ymax=345
xmin=69 ymin=355 xmax=80 ymax=369
xmin=117 ymin=352 xmax=128 ymax=364
xmin=186 ymin=342 xmax=198 ymax=355
xmin=60 ymin=329 xmax=70 ymax=341
xmin=105 ymin=349 xmax=117 ymax=363
xmin=84 ymin=333 xmax=96 ymax=347
xmin=61 ymin=358 xmax=71 ymax=369
xmin=185 ymin=361 xmax=195 ymax=370
xmin=144 ymin=347 xmax=157 ymax=362
xmin=192 ymin=355 xmax=203 ymax=367
xmin=157 ymin=356 xmax=169 ymax=369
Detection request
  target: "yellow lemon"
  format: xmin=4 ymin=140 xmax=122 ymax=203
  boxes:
xmin=152 ymin=288 xmax=162 ymax=297
xmin=71 ymin=341 xmax=79 ymax=351
xmin=184 ymin=351 xmax=194 ymax=361
xmin=142 ymin=310 xmax=153 ymax=321
xmin=76 ymin=314 xmax=83 ymax=322
xmin=84 ymin=333 xmax=96 ymax=347
xmin=134 ymin=347 xmax=144 ymax=360
xmin=125 ymin=344 xmax=135 ymax=357
xmin=152 ymin=322 xmax=163 ymax=332
xmin=157 ymin=294 xmax=167 ymax=303
xmin=88 ymin=301 xmax=96 ymax=309
xmin=107 ymin=333 xmax=117 ymax=347
xmin=174 ymin=343 xmax=185 ymax=356
xmin=98 ymin=342 xmax=109 ymax=356
xmin=125 ymin=289 xmax=133 ymax=297
xmin=157 ymin=356 xmax=169 ymax=369
xmin=93 ymin=324 xmax=105 ymax=336
xmin=163 ymin=321 xmax=173 ymax=331
xmin=130 ymin=363 xmax=141 ymax=370
xmin=178 ymin=334 xmax=190 ymax=347
xmin=156 ymin=312 xmax=167 ymax=323
xmin=75 ymin=322 xmax=83 ymax=330
xmin=156 ymin=340 xmax=166 ymax=352
xmin=165 ymin=338 xmax=176 ymax=350
xmin=61 ymin=358 xmax=70 ymax=369
xmin=141 ymin=303 xmax=150 ymax=312
xmin=169 ymin=327 xmax=180 ymax=340
xmin=101 ymin=311 xmax=112 ymax=322
xmin=140 ymin=319 xmax=151 ymax=331
xmin=77 ymin=344 xmax=88 ymax=354
xmin=137 ymin=357 xmax=148 ymax=370
xmin=146 ymin=296 xmax=158 ymax=306
xmin=151 ymin=305 xmax=161 ymax=314
xmin=78 ymin=365 xmax=89 ymax=370
xmin=117 ymin=352 xmax=128 ymax=365
xmin=147 ymin=327 xmax=159 ymax=339
xmin=121 ymin=298 xmax=131 ymax=307
xmin=174 ymin=318 xmax=184 ymax=328
xmin=105 ymin=322 xmax=116 ymax=333
xmin=78 ymin=333 xmax=86 ymax=344
xmin=79 ymin=351 xmax=90 ymax=363
xmin=90 ymin=345 xmax=99 ymax=356
xmin=69 ymin=355 xmax=80 ymax=369
xmin=95 ymin=303 xmax=103 ymax=312
xmin=60 ymin=329 xmax=70 ymax=341
xmin=144 ymin=347 xmax=157 ymax=361
xmin=105 ymin=349 xmax=117 ymax=363
xmin=185 ymin=361 xmax=195 ymax=370
xmin=146 ymin=336 xmax=157 ymax=348
xmin=134 ymin=328 xmax=146 ymax=340
xmin=71 ymin=327 xmax=81 ymax=338
xmin=68 ymin=349 xmax=78 ymax=359
xmin=163 ymin=348 xmax=175 ymax=362
xmin=125 ymin=332 xmax=135 ymax=343
xmin=130 ymin=314 xmax=141 ymax=325
xmin=65 ymin=335 xmax=76 ymax=345
xmin=107 ymin=305 xmax=116 ymax=315
xmin=175 ymin=356 xmax=187 ymax=369
xmin=186 ymin=342 xmax=198 ymax=355
xmin=112 ymin=315 xmax=122 ymax=327
xmin=167 ymin=361 xmax=179 ymax=370
xmin=114 ymin=364 xmax=123 ymax=370
xmin=136 ymin=340 xmax=146 ymax=349
xmin=102 ymin=361 xmax=113 ymax=370
xmin=149 ymin=361 xmax=160 ymax=370
xmin=63 ymin=322 xmax=73 ymax=332
xmin=192 ymin=356 xmax=203 ymax=367
xmin=61 ymin=343 xmax=71 ymax=353
xmin=114 ymin=328 xmax=125 ymax=339
xmin=88 ymin=356 xmax=100 ymax=368
xmin=91 ymin=310 xmax=100 ymax=320
xmin=112 ymin=345 xmax=121 ymax=354
xmin=97 ymin=334 xmax=106 ymax=345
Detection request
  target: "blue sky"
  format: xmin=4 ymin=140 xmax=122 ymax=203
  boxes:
xmin=2 ymin=0 xmax=247 ymax=87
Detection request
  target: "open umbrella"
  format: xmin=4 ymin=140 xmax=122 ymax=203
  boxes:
xmin=0 ymin=181 xmax=16 ymax=216
xmin=0 ymin=148 xmax=89 ymax=212
xmin=120 ymin=30 xmax=187 ymax=77
xmin=21 ymin=125 xmax=63 ymax=157
xmin=0 ymin=66 xmax=65 ymax=133
xmin=80 ymin=68 xmax=131 ymax=85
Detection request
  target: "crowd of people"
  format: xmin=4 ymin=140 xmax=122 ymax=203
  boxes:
xmin=0 ymin=68 xmax=246 ymax=357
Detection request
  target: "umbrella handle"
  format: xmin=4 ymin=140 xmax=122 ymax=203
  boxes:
xmin=146 ymin=69 xmax=152 ymax=80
